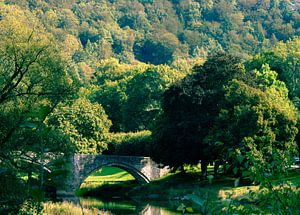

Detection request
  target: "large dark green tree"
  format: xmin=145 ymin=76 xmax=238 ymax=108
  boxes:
xmin=152 ymin=53 xmax=298 ymax=177
xmin=151 ymin=53 xmax=243 ymax=171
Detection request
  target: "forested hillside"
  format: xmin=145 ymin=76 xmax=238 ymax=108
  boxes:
xmin=1 ymin=1 xmax=300 ymax=213
xmin=3 ymin=0 xmax=300 ymax=70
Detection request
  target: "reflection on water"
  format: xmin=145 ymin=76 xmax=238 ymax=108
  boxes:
xmin=80 ymin=197 xmax=184 ymax=215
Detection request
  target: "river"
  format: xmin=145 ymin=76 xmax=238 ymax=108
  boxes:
xmin=79 ymin=197 xmax=188 ymax=215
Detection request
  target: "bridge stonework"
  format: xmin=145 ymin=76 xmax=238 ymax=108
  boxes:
xmin=57 ymin=154 xmax=169 ymax=196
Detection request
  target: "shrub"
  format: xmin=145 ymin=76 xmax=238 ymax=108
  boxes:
xmin=105 ymin=130 xmax=152 ymax=156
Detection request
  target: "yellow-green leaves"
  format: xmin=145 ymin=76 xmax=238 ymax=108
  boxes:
xmin=49 ymin=98 xmax=112 ymax=154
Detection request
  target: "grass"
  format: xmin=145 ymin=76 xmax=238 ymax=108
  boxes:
xmin=80 ymin=167 xmax=135 ymax=192
xmin=85 ymin=167 xmax=134 ymax=182
xmin=43 ymin=201 xmax=111 ymax=215
xmin=84 ymin=167 xmax=135 ymax=183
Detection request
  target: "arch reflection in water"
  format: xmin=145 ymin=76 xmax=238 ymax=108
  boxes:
xmin=80 ymin=198 xmax=183 ymax=215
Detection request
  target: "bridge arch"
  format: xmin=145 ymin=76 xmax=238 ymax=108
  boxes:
xmin=77 ymin=162 xmax=150 ymax=189
xmin=57 ymin=154 xmax=169 ymax=197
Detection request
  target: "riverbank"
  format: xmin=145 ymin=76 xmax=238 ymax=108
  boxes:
xmin=76 ymin=167 xmax=300 ymax=214
xmin=43 ymin=201 xmax=111 ymax=215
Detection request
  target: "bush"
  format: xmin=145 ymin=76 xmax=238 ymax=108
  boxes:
xmin=0 ymin=170 xmax=28 ymax=214
xmin=105 ymin=130 xmax=152 ymax=156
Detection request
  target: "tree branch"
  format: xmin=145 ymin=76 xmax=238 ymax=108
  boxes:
xmin=0 ymin=45 xmax=49 ymax=104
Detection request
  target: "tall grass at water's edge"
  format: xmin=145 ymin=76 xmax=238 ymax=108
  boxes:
xmin=43 ymin=201 xmax=112 ymax=215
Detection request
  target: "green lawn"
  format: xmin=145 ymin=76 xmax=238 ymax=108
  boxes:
xmin=84 ymin=167 xmax=134 ymax=183
xmin=79 ymin=166 xmax=135 ymax=192
xmin=78 ymin=167 xmax=137 ymax=197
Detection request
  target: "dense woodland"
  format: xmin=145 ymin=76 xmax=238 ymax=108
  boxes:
xmin=2 ymin=0 xmax=300 ymax=69
xmin=0 ymin=0 xmax=300 ymax=214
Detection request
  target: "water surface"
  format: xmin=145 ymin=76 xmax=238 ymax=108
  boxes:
xmin=80 ymin=197 xmax=187 ymax=215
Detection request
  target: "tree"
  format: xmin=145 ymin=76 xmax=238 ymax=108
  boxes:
xmin=4 ymin=0 xmax=300 ymax=64
xmin=207 ymin=65 xmax=299 ymax=213
xmin=246 ymin=37 xmax=300 ymax=105
xmin=92 ymin=60 xmax=185 ymax=132
xmin=49 ymin=97 xmax=112 ymax=154
xmin=246 ymin=37 xmax=300 ymax=156
xmin=134 ymin=31 xmax=183 ymax=65
xmin=205 ymin=65 xmax=298 ymax=176
xmin=92 ymin=59 xmax=145 ymax=132
xmin=152 ymin=52 xmax=298 ymax=180
xmin=94 ymin=80 xmax=127 ymax=132
xmin=122 ymin=65 xmax=185 ymax=131
xmin=151 ymin=53 xmax=244 ymax=171
xmin=0 ymin=5 xmax=75 ymax=212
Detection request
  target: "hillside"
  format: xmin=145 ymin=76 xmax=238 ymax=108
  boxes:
xmin=4 ymin=0 xmax=300 ymax=67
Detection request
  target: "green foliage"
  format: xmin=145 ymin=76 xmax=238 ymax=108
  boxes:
xmin=202 ymin=63 xmax=300 ymax=214
xmin=2 ymin=0 xmax=300 ymax=67
xmin=105 ymin=130 xmax=152 ymax=156
xmin=0 ymin=170 xmax=28 ymax=214
xmin=246 ymin=37 xmax=300 ymax=104
xmin=0 ymin=1 xmax=300 ymax=214
xmin=92 ymin=59 xmax=146 ymax=131
xmin=0 ymin=4 xmax=77 ymax=212
xmin=122 ymin=65 xmax=185 ymax=131
xmin=49 ymin=98 xmax=112 ymax=154
xmin=152 ymin=53 xmax=244 ymax=169
xmin=224 ymin=179 xmax=300 ymax=214
xmin=134 ymin=31 xmax=186 ymax=65
xmin=153 ymin=52 xmax=298 ymax=183
xmin=93 ymin=80 xmax=126 ymax=132
xmin=246 ymin=37 xmax=300 ymax=156
xmin=93 ymin=60 xmax=186 ymax=132
xmin=208 ymin=64 xmax=298 ymax=175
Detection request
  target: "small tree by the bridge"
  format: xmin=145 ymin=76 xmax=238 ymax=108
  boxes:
xmin=49 ymin=97 xmax=112 ymax=154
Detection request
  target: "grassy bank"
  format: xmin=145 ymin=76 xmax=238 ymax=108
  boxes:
xmin=78 ymin=166 xmax=254 ymax=200
xmin=43 ymin=201 xmax=111 ymax=215
xmin=78 ymin=166 xmax=300 ymax=214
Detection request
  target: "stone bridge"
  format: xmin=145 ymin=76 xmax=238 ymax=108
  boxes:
xmin=58 ymin=154 xmax=169 ymax=196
